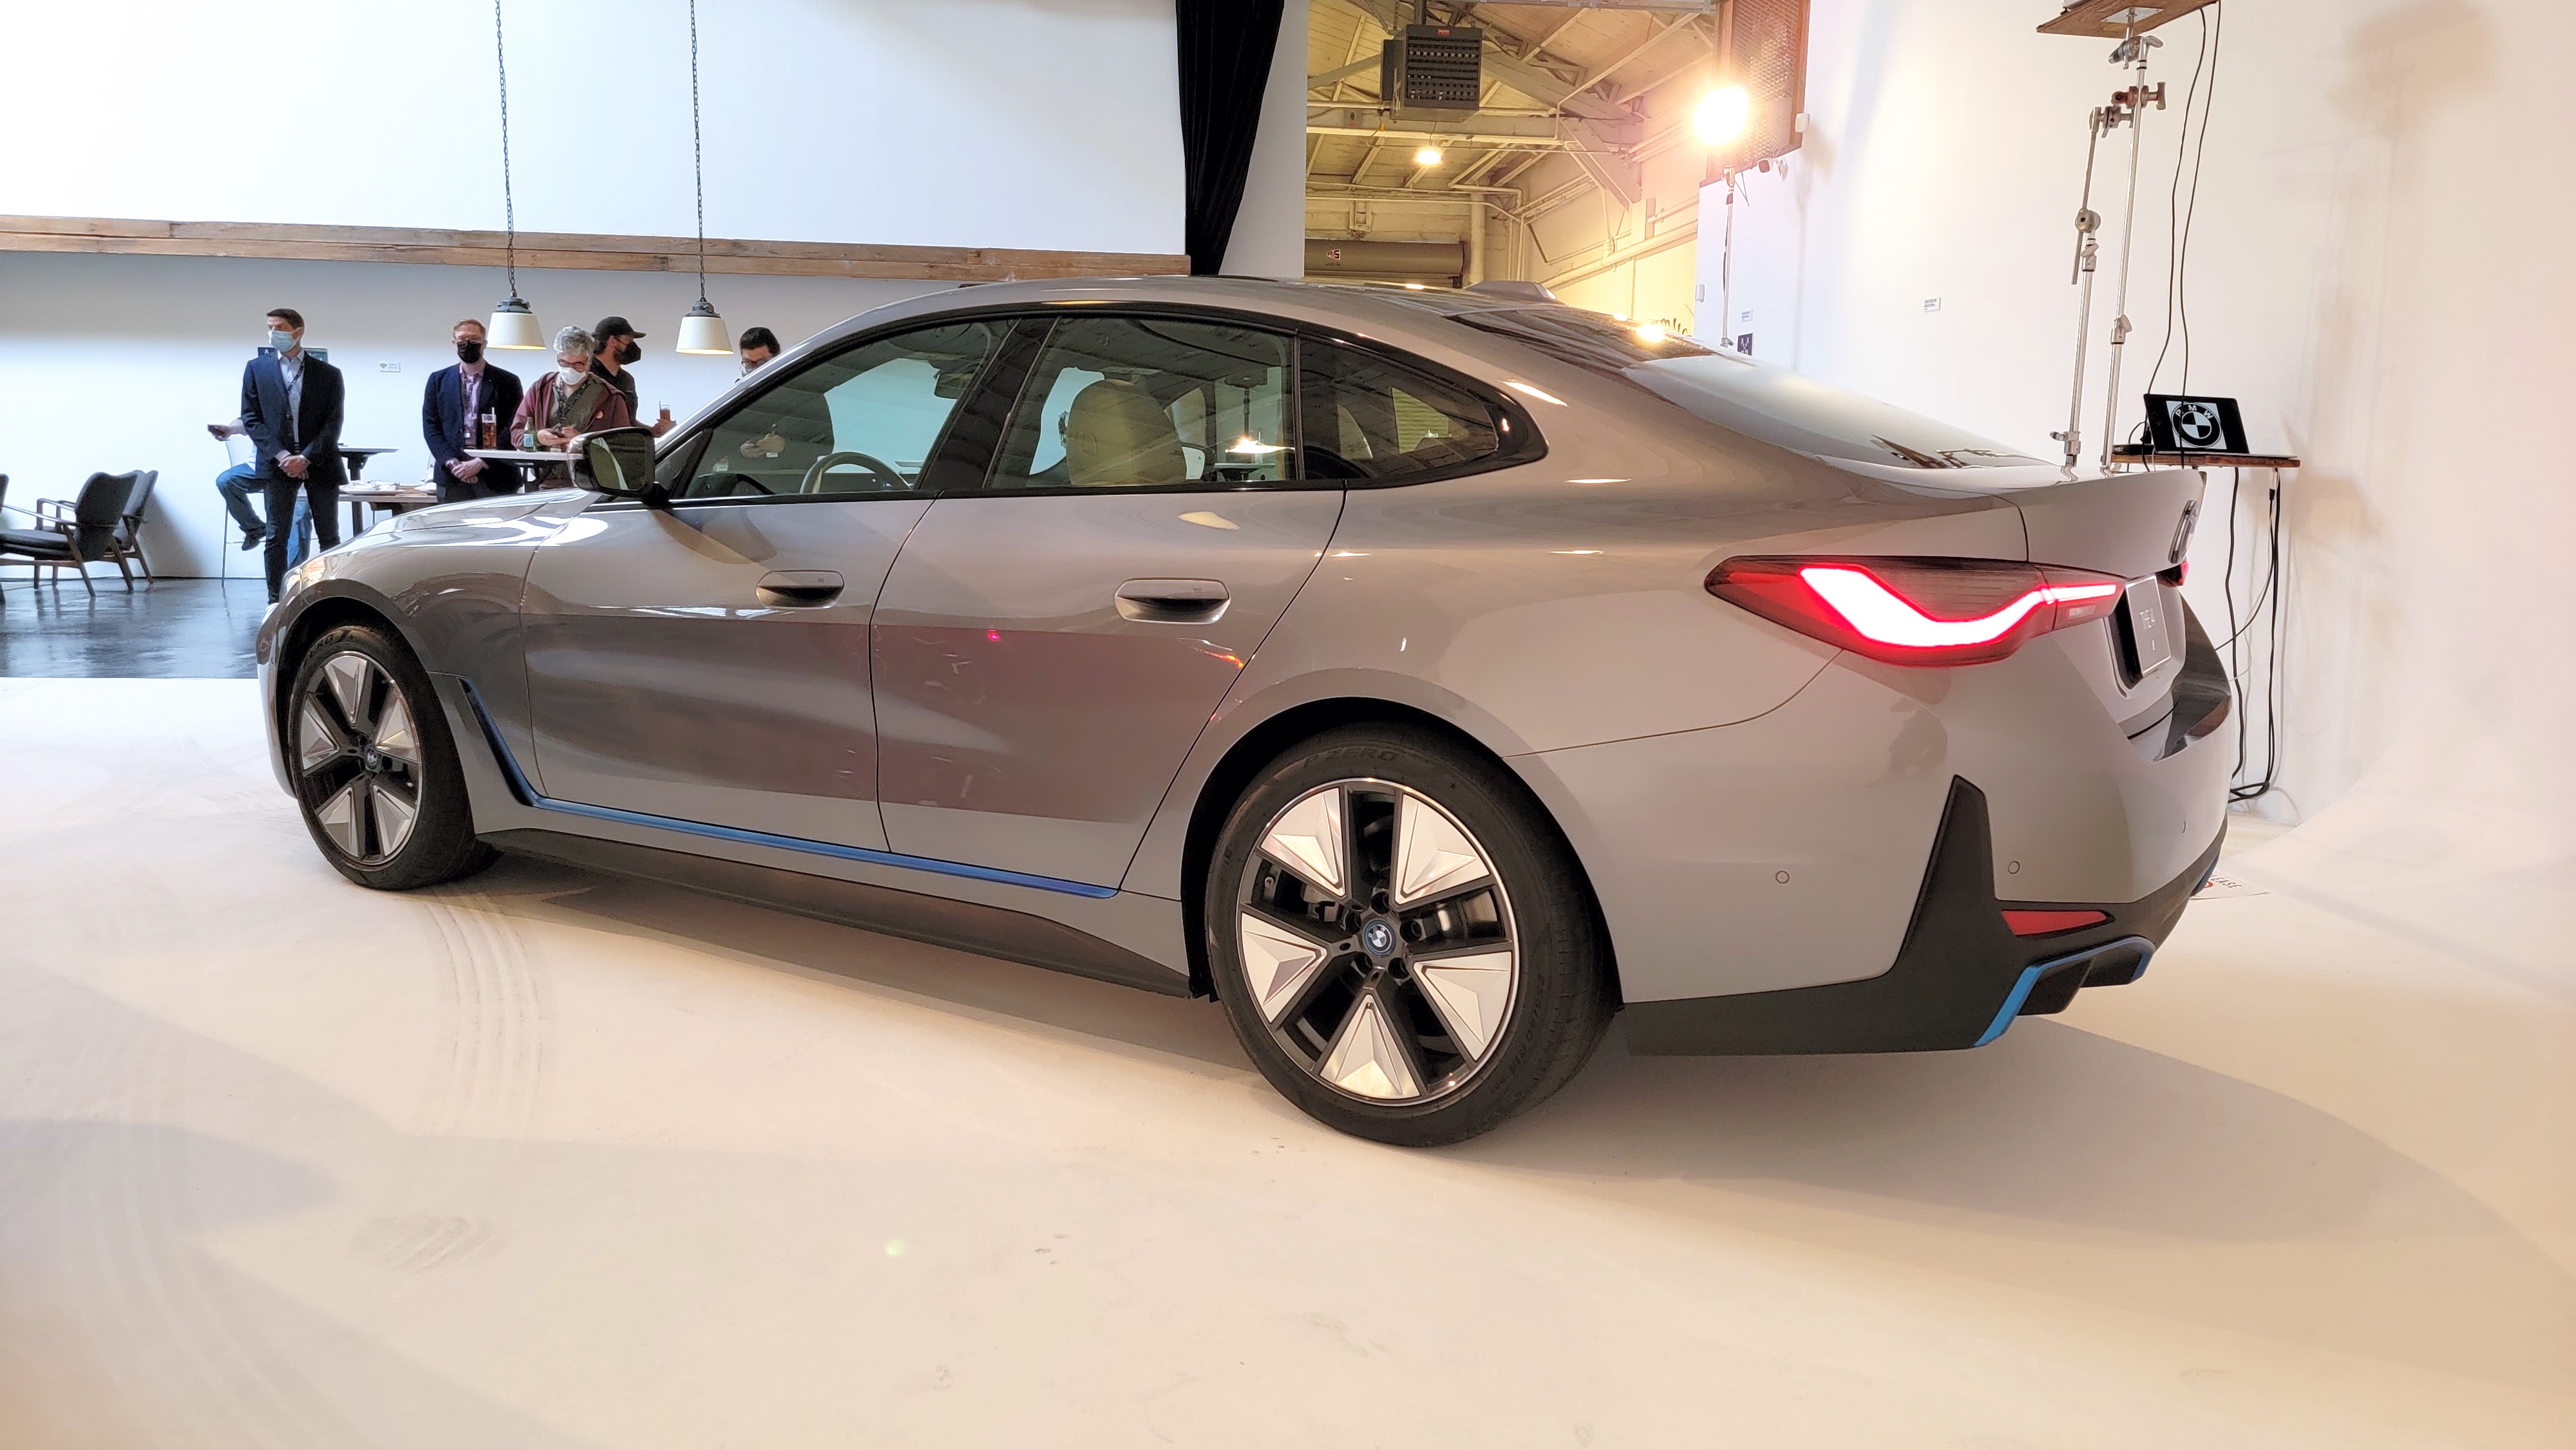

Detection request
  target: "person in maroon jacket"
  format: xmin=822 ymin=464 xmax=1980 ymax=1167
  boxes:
xmin=511 ymin=326 xmax=634 ymax=484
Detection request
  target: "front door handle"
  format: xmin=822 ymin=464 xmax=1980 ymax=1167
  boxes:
xmin=1115 ymin=577 xmax=1229 ymax=623
xmin=756 ymin=569 xmax=846 ymax=608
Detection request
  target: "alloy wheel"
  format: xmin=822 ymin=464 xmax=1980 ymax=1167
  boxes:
xmin=296 ymin=650 xmax=426 ymax=866
xmin=1234 ymin=779 xmax=1519 ymax=1104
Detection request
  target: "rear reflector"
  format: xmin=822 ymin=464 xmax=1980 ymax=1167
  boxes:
xmin=1706 ymin=556 xmax=2126 ymax=666
xmin=2002 ymin=909 xmax=2110 ymax=937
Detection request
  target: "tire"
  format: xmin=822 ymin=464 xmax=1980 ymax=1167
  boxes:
xmin=285 ymin=623 xmax=497 ymax=891
xmin=1205 ymin=724 xmax=1613 ymax=1145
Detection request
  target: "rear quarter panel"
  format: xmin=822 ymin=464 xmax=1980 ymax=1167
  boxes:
xmin=1121 ymin=366 xmax=2027 ymax=905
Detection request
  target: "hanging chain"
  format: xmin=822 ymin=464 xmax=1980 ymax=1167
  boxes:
xmin=493 ymin=0 xmax=518 ymax=296
xmin=690 ymin=0 xmax=708 ymax=304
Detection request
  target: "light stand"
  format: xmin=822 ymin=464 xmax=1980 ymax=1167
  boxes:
xmin=2052 ymin=109 xmax=2105 ymax=468
xmin=1718 ymin=168 xmax=1738 ymax=350
xmin=2050 ymin=21 xmax=2165 ymax=470
xmin=2097 ymin=28 xmax=2164 ymax=470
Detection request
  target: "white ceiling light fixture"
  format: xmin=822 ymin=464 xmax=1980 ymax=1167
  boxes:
xmin=674 ymin=0 xmax=734 ymax=355
xmin=485 ymin=0 xmax=544 ymax=349
xmin=1414 ymin=144 xmax=1444 ymax=167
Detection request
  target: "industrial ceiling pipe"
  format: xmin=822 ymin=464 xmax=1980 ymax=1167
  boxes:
xmin=1304 ymin=239 xmax=1467 ymax=281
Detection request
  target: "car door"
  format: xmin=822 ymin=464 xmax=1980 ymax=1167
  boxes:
xmin=871 ymin=314 xmax=1342 ymax=889
xmin=518 ymin=319 xmax=1000 ymax=849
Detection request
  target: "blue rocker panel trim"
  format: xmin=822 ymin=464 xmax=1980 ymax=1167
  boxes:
xmin=457 ymin=680 xmax=1122 ymax=900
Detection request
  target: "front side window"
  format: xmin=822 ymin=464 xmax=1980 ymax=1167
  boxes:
xmin=985 ymin=317 xmax=1292 ymax=491
xmin=1298 ymin=341 xmax=1506 ymax=484
xmin=678 ymin=321 xmax=997 ymax=500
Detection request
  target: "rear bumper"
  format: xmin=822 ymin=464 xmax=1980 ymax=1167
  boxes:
xmin=1622 ymin=777 xmax=2222 ymax=1056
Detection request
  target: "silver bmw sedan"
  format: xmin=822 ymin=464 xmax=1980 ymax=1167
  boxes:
xmin=260 ymin=277 xmax=2230 ymax=1144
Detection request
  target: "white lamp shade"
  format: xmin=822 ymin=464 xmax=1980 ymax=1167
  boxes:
xmin=488 ymin=299 xmax=546 ymax=350
xmin=675 ymin=303 xmax=733 ymax=355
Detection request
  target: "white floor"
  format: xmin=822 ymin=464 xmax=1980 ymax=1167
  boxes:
xmin=3 ymin=679 xmax=2569 ymax=1447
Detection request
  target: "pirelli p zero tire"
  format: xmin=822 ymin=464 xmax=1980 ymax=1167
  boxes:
xmin=286 ymin=623 xmax=497 ymax=891
xmin=1206 ymin=724 xmax=1613 ymax=1146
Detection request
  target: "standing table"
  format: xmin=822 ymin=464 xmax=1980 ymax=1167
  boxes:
xmin=341 ymin=482 xmax=443 ymax=536
xmin=464 ymin=448 xmax=577 ymax=489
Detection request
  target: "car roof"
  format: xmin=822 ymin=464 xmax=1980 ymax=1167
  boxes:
xmin=797 ymin=276 xmax=1555 ymax=364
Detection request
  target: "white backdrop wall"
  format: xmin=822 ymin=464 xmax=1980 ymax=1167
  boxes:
xmin=0 ymin=252 xmax=947 ymax=579
xmin=1705 ymin=0 xmax=2574 ymax=982
xmin=5 ymin=0 xmax=1186 ymax=254
xmin=0 ymin=1 xmax=1341 ymax=579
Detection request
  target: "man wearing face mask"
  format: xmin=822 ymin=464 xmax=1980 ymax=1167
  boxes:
xmin=511 ymin=326 xmax=634 ymax=484
xmin=422 ymin=318 xmax=527 ymax=504
xmin=239 ymin=307 xmax=346 ymax=603
xmin=589 ymin=316 xmax=674 ymax=438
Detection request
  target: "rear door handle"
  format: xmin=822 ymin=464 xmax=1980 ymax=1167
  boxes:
xmin=756 ymin=569 xmax=846 ymax=608
xmin=1115 ymin=578 xmax=1229 ymax=623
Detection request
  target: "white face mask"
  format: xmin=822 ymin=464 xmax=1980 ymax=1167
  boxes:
xmin=267 ymin=329 xmax=297 ymax=353
xmin=556 ymin=362 xmax=590 ymax=388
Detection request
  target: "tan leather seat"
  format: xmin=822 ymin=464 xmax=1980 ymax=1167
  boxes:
xmin=1064 ymin=379 xmax=1185 ymax=488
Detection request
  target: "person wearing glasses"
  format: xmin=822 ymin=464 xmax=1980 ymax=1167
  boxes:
xmin=511 ymin=327 xmax=635 ymax=484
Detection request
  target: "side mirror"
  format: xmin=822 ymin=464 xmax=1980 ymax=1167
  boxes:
xmin=571 ymin=426 xmax=662 ymax=502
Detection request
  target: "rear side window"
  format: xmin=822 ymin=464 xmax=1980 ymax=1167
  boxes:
xmin=1454 ymin=305 xmax=2042 ymax=471
xmin=1298 ymin=341 xmax=1511 ymax=484
xmin=985 ymin=317 xmax=1293 ymax=491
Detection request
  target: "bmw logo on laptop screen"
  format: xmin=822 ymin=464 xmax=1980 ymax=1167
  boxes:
xmin=2144 ymin=393 xmax=2249 ymax=455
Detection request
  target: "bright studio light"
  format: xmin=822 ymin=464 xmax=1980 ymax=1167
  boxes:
xmin=1634 ymin=321 xmax=1667 ymax=343
xmin=1694 ymin=84 xmax=1751 ymax=146
xmin=1414 ymin=144 xmax=1444 ymax=166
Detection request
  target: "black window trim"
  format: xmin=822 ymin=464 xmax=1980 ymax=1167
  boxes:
xmin=606 ymin=299 xmax=1549 ymax=511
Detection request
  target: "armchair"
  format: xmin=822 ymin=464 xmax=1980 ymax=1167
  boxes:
xmin=0 ymin=471 xmax=138 ymax=596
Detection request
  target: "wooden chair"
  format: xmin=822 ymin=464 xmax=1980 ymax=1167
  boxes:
xmin=0 ymin=471 xmax=139 ymax=596
xmin=104 ymin=468 xmax=159 ymax=580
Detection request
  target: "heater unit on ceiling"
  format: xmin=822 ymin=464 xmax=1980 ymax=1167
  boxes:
xmin=1715 ymin=0 xmax=1810 ymax=172
xmin=1381 ymin=24 xmax=1482 ymax=119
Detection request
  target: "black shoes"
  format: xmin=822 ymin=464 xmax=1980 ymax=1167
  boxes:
xmin=240 ymin=528 xmax=267 ymax=552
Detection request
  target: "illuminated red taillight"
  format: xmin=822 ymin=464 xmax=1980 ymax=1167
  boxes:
xmin=2002 ymin=909 xmax=2109 ymax=937
xmin=1705 ymin=556 xmax=2125 ymax=666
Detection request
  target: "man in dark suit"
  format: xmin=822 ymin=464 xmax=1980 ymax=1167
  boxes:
xmin=240 ymin=306 xmax=346 ymax=601
xmin=422 ymin=317 xmax=526 ymax=504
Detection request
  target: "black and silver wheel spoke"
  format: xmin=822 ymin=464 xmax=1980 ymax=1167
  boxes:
xmin=298 ymin=651 xmax=426 ymax=867
xmin=1238 ymin=779 xmax=1518 ymax=1106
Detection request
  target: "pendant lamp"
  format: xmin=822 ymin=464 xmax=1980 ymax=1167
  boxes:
xmin=485 ymin=0 xmax=545 ymax=349
xmin=674 ymin=0 xmax=734 ymax=355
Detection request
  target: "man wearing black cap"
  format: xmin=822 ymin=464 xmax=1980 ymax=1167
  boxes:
xmin=590 ymin=316 xmax=675 ymax=438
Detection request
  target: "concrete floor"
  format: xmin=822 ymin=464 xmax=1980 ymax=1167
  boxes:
xmin=3 ymin=678 xmax=2569 ymax=1447
xmin=0 ymin=576 xmax=263 ymax=678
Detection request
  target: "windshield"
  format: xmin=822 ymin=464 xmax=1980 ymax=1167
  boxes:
xmin=1451 ymin=306 xmax=2043 ymax=471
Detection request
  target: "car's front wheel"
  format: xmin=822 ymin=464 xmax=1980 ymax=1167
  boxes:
xmin=287 ymin=623 xmax=496 ymax=890
xmin=1206 ymin=724 xmax=1613 ymax=1145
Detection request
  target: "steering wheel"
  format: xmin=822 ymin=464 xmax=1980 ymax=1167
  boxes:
xmin=799 ymin=450 xmax=907 ymax=493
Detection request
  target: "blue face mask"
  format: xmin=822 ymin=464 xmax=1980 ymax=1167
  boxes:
xmin=268 ymin=329 xmax=297 ymax=353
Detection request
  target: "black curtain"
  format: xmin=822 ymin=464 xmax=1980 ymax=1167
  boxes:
xmin=1176 ymin=0 xmax=1286 ymax=274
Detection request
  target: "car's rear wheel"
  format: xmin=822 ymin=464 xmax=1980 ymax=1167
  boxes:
xmin=288 ymin=623 xmax=496 ymax=890
xmin=1206 ymin=724 xmax=1612 ymax=1145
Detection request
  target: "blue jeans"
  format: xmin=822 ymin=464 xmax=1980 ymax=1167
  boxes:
xmin=216 ymin=462 xmax=310 ymax=566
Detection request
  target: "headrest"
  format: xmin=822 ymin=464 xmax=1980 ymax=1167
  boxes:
xmin=1064 ymin=379 xmax=1184 ymax=489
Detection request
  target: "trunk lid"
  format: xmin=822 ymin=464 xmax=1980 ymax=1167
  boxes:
xmin=1998 ymin=467 xmax=2206 ymax=579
